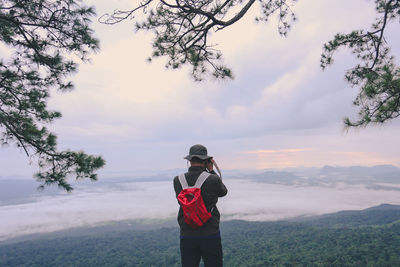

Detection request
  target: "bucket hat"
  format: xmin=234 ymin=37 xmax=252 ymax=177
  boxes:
xmin=184 ymin=144 xmax=212 ymax=161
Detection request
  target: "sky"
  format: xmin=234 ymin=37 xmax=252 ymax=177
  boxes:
xmin=1 ymin=0 xmax=400 ymax=178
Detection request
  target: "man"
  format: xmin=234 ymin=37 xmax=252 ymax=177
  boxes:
xmin=173 ymin=144 xmax=228 ymax=267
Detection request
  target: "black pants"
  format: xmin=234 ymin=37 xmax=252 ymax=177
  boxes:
xmin=180 ymin=238 xmax=223 ymax=267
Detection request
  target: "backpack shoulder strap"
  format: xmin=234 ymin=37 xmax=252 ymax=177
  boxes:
xmin=194 ymin=171 xmax=211 ymax=189
xmin=178 ymin=173 xmax=189 ymax=189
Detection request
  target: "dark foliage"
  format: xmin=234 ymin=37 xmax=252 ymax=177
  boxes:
xmin=1 ymin=205 xmax=400 ymax=266
xmin=322 ymin=0 xmax=400 ymax=127
xmin=100 ymin=0 xmax=297 ymax=81
xmin=0 ymin=0 xmax=105 ymax=191
xmin=101 ymin=0 xmax=400 ymax=127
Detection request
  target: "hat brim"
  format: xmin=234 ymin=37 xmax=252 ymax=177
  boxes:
xmin=184 ymin=154 xmax=212 ymax=161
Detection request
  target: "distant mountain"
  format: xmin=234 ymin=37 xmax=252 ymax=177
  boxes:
xmin=293 ymin=203 xmax=400 ymax=227
xmin=0 ymin=179 xmax=61 ymax=205
xmin=320 ymin=164 xmax=399 ymax=175
xmin=318 ymin=165 xmax=400 ymax=184
xmin=246 ymin=171 xmax=300 ymax=185
xmin=366 ymin=203 xmax=400 ymax=211
xmin=231 ymin=164 xmax=400 ymax=188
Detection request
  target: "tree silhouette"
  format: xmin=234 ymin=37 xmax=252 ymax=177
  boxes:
xmin=321 ymin=0 xmax=400 ymax=127
xmin=101 ymin=0 xmax=400 ymax=127
xmin=0 ymin=0 xmax=105 ymax=191
xmin=100 ymin=0 xmax=297 ymax=81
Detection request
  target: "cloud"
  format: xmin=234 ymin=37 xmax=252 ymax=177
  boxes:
xmin=220 ymin=179 xmax=400 ymax=221
xmin=0 ymin=181 xmax=177 ymax=241
xmin=0 ymin=43 xmax=12 ymax=58
xmin=1 ymin=177 xmax=400 ymax=241
xmin=245 ymin=148 xmax=312 ymax=154
xmin=49 ymin=0 xmax=371 ymax=142
xmin=52 ymin=0 xmax=387 ymax=142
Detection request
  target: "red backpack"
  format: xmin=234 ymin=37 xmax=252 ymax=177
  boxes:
xmin=177 ymin=171 xmax=212 ymax=229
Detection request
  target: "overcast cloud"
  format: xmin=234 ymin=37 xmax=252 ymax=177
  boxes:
xmin=1 ymin=0 xmax=400 ymax=175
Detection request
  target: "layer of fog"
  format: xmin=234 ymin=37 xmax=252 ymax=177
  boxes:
xmin=1 ymin=175 xmax=400 ymax=241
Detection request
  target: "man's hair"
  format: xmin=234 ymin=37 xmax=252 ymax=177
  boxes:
xmin=190 ymin=157 xmax=207 ymax=164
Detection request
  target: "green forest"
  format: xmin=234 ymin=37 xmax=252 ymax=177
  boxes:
xmin=1 ymin=204 xmax=400 ymax=267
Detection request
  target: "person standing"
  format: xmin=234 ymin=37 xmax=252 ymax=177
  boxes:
xmin=173 ymin=144 xmax=228 ymax=267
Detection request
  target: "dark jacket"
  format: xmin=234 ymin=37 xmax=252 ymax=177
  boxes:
xmin=173 ymin=166 xmax=228 ymax=237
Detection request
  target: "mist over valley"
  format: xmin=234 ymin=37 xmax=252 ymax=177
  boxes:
xmin=1 ymin=165 xmax=399 ymax=242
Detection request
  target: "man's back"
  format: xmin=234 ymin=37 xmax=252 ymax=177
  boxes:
xmin=174 ymin=165 xmax=227 ymax=237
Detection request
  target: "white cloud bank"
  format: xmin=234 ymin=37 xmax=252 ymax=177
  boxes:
xmin=1 ymin=179 xmax=400 ymax=241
